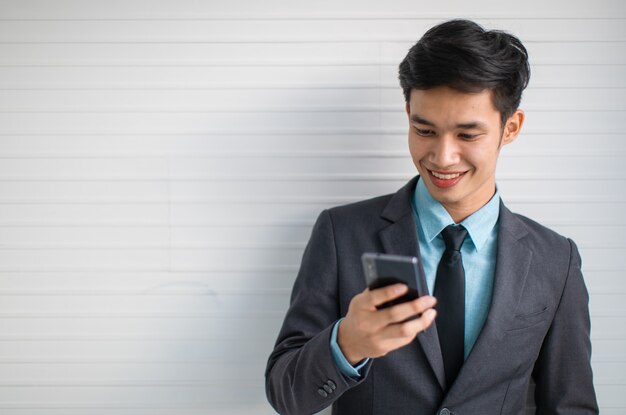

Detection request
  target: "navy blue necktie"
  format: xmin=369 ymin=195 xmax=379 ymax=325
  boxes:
xmin=434 ymin=224 xmax=468 ymax=388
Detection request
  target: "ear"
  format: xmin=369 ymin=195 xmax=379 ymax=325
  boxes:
xmin=501 ymin=109 xmax=525 ymax=146
xmin=405 ymin=101 xmax=410 ymax=117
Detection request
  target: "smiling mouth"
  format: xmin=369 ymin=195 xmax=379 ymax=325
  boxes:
xmin=426 ymin=169 xmax=468 ymax=189
xmin=429 ymin=170 xmax=467 ymax=180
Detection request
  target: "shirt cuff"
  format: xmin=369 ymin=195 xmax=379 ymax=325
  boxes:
xmin=330 ymin=318 xmax=370 ymax=379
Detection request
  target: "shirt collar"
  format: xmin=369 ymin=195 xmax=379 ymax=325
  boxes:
xmin=413 ymin=176 xmax=500 ymax=252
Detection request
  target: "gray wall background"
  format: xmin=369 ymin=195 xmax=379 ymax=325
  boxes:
xmin=0 ymin=0 xmax=624 ymax=414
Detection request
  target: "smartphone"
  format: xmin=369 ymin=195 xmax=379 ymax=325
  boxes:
xmin=361 ymin=252 xmax=424 ymax=311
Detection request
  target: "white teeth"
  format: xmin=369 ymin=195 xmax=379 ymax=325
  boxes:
xmin=431 ymin=171 xmax=462 ymax=180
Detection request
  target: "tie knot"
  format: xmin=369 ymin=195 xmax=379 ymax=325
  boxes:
xmin=441 ymin=225 xmax=468 ymax=251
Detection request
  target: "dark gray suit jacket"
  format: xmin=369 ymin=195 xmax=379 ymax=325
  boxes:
xmin=265 ymin=176 xmax=598 ymax=415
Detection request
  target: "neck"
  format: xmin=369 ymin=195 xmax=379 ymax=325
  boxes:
xmin=442 ymin=206 xmax=473 ymax=224
xmin=441 ymin=188 xmax=497 ymax=224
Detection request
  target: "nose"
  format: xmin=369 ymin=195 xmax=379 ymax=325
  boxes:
xmin=430 ymin=135 xmax=461 ymax=168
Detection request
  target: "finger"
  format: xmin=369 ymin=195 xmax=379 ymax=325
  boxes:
xmin=380 ymin=295 xmax=437 ymax=324
xmin=366 ymin=283 xmax=409 ymax=308
xmin=347 ymin=288 xmax=378 ymax=314
xmin=383 ymin=308 xmax=437 ymax=340
xmin=344 ymin=287 xmax=402 ymax=333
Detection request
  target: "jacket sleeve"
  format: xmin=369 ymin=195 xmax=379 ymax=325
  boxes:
xmin=265 ymin=209 xmax=371 ymax=415
xmin=532 ymin=238 xmax=599 ymax=414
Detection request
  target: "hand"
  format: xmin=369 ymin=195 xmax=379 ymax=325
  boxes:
xmin=337 ymin=283 xmax=437 ymax=365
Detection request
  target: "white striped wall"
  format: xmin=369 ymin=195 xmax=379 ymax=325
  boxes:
xmin=0 ymin=0 xmax=624 ymax=414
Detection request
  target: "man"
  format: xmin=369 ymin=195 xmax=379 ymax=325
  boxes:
xmin=265 ymin=19 xmax=598 ymax=415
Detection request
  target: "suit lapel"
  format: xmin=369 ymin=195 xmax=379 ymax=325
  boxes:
xmin=483 ymin=201 xmax=533 ymax=334
xmin=378 ymin=176 xmax=447 ymax=390
xmin=449 ymin=201 xmax=533 ymax=394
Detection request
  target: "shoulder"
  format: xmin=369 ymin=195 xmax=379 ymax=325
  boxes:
xmin=306 ymin=192 xmax=397 ymax=245
xmin=324 ymin=176 xmax=418 ymax=227
xmin=325 ymin=193 xmax=395 ymax=225
xmin=503 ymin=206 xmax=577 ymax=262
xmin=511 ymin=210 xmax=570 ymax=242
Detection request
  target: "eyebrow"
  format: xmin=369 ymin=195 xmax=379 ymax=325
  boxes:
xmin=410 ymin=114 xmax=486 ymax=130
xmin=410 ymin=114 xmax=436 ymax=127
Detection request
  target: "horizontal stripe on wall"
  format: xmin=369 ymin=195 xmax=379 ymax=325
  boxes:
xmin=1 ymin=65 xmax=625 ymax=89
xmin=0 ymin=0 xmax=623 ymax=19
xmin=0 ymin=134 xmax=622 ymax=157
xmin=1 ymin=88 xmax=625 ymax=111
xmin=0 ymin=18 xmax=624 ymax=43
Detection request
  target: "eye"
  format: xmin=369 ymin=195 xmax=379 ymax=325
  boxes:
xmin=459 ymin=133 xmax=479 ymax=140
xmin=414 ymin=127 xmax=435 ymax=137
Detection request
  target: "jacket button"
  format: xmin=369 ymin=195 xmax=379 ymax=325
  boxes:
xmin=323 ymin=384 xmax=333 ymax=394
xmin=327 ymin=380 xmax=336 ymax=390
xmin=317 ymin=388 xmax=328 ymax=398
xmin=440 ymin=408 xmax=451 ymax=415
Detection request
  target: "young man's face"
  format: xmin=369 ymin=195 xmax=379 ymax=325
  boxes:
xmin=406 ymin=86 xmax=523 ymax=220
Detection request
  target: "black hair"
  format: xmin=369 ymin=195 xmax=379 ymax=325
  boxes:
xmin=398 ymin=19 xmax=530 ymax=126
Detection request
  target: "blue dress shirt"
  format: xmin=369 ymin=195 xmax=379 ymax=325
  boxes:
xmin=330 ymin=176 xmax=500 ymax=378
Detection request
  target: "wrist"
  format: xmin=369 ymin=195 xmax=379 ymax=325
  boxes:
xmin=337 ymin=320 xmax=365 ymax=365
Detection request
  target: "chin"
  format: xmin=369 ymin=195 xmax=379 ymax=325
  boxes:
xmin=428 ymin=185 xmax=465 ymax=203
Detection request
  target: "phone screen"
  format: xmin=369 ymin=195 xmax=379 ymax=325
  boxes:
xmin=362 ymin=253 xmax=424 ymax=310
